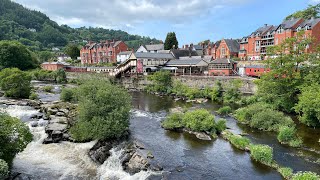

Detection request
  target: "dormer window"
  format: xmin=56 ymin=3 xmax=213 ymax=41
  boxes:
xmin=297 ymin=27 xmax=301 ymax=31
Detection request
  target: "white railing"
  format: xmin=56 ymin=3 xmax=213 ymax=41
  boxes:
xmin=109 ymin=59 xmax=136 ymax=76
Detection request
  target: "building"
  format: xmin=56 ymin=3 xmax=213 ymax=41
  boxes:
xmin=208 ymin=58 xmax=237 ymax=76
xmin=215 ymin=39 xmax=240 ymax=59
xmin=244 ymin=65 xmax=270 ymax=77
xmin=164 ymin=57 xmax=208 ymax=76
xmin=80 ymin=40 xmax=128 ymax=65
xmin=41 ymin=62 xmax=66 ymax=71
xmin=171 ymin=49 xmax=198 ymax=59
xmin=117 ymin=51 xmax=132 ymax=63
xmin=136 ymin=44 xmax=164 ymax=53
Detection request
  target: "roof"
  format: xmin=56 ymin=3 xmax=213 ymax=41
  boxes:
xmin=166 ymin=59 xmax=208 ymax=66
xmin=158 ymin=50 xmax=171 ymax=53
xmin=134 ymin=52 xmax=174 ymax=59
xmin=113 ymin=41 xmax=122 ymax=47
xmin=215 ymin=41 xmax=221 ymax=48
xmin=42 ymin=62 xmax=68 ymax=65
xmin=210 ymin=58 xmax=234 ymax=64
xmin=145 ymin=44 xmax=164 ymax=51
xmin=193 ymin=45 xmax=203 ymax=50
xmin=171 ymin=49 xmax=198 ymax=59
xmin=118 ymin=51 xmax=132 ymax=55
xmin=279 ymin=18 xmax=302 ymax=30
xmin=224 ymin=39 xmax=240 ymax=53
xmin=253 ymin=25 xmax=274 ymax=35
xmin=297 ymin=18 xmax=320 ymax=29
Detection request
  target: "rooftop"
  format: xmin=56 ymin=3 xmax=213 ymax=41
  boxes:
xmin=134 ymin=52 xmax=174 ymax=59
xmin=145 ymin=44 xmax=164 ymax=51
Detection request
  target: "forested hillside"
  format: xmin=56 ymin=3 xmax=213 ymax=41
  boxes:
xmin=0 ymin=0 xmax=160 ymax=51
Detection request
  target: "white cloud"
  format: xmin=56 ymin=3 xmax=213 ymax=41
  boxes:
xmin=310 ymin=0 xmax=320 ymax=4
xmin=13 ymin=0 xmax=249 ymax=29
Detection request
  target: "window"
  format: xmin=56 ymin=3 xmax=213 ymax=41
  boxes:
xmin=221 ymin=47 xmax=226 ymax=58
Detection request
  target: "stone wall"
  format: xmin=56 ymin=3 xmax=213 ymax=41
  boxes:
xmin=118 ymin=75 xmax=257 ymax=94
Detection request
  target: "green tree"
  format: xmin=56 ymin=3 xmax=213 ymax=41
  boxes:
xmin=164 ymin=32 xmax=178 ymax=50
xmin=182 ymin=109 xmax=215 ymax=132
xmin=0 ymin=68 xmax=32 ymax=98
xmin=0 ymin=159 xmax=9 ymax=179
xmin=0 ymin=41 xmax=38 ymax=70
xmin=70 ymin=79 xmax=131 ymax=141
xmin=65 ymin=44 xmax=80 ymax=60
xmin=37 ymin=51 xmax=54 ymax=63
xmin=0 ymin=113 xmax=33 ymax=165
xmin=286 ymin=4 xmax=320 ymax=20
xmin=147 ymin=70 xmax=172 ymax=93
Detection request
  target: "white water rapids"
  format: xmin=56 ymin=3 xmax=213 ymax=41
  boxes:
xmin=1 ymin=104 xmax=153 ymax=180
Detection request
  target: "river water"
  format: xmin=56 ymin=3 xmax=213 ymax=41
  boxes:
xmin=2 ymin=86 xmax=319 ymax=180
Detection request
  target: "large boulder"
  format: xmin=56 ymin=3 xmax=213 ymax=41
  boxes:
xmin=126 ymin=152 xmax=150 ymax=173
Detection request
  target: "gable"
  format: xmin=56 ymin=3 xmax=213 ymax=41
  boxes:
xmin=136 ymin=45 xmax=147 ymax=53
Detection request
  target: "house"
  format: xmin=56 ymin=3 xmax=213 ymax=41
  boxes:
xmin=208 ymin=58 xmax=237 ymax=76
xmin=136 ymin=44 xmax=164 ymax=53
xmin=80 ymin=40 xmax=128 ymax=65
xmin=171 ymin=49 xmax=198 ymax=59
xmin=57 ymin=54 xmax=71 ymax=62
xmin=215 ymin=39 xmax=240 ymax=59
xmin=117 ymin=51 xmax=132 ymax=63
xmin=41 ymin=62 xmax=66 ymax=71
xmin=164 ymin=57 xmax=208 ymax=75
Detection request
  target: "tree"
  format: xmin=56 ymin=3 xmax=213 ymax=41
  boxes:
xmin=70 ymin=79 xmax=131 ymax=141
xmin=0 ymin=113 xmax=33 ymax=166
xmin=37 ymin=51 xmax=54 ymax=63
xmin=0 ymin=68 xmax=32 ymax=98
xmin=147 ymin=70 xmax=172 ymax=93
xmin=0 ymin=41 xmax=38 ymax=70
xmin=65 ymin=44 xmax=80 ymax=60
xmin=164 ymin=32 xmax=178 ymax=50
xmin=286 ymin=4 xmax=320 ymax=20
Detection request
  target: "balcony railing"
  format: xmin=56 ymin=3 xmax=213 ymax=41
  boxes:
xmin=261 ymin=42 xmax=274 ymax=47
xmin=261 ymin=35 xmax=274 ymax=39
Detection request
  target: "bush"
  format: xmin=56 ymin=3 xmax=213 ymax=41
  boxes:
xmin=55 ymin=68 xmax=67 ymax=83
xmin=42 ymin=85 xmax=54 ymax=93
xmin=292 ymin=171 xmax=320 ymax=180
xmin=182 ymin=109 xmax=215 ymax=132
xmin=69 ymin=79 xmax=131 ymax=141
xmin=250 ymin=109 xmax=294 ymax=131
xmin=0 ymin=159 xmax=9 ymax=179
xmin=234 ymin=102 xmax=273 ymax=124
xmin=230 ymin=135 xmax=251 ymax=150
xmin=289 ymin=138 xmax=303 ymax=148
xmin=250 ymin=144 xmax=273 ymax=165
xmin=0 ymin=113 xmax=33 ymax=165
xmin=161 ymin=113 xmax=184 ymax=130
xmin=215 ymin=119 xmax=227 ymax=134
xmin=0 ymin=68 xmax=32 ymax=98
xmin=60 ymin=88 xmax=75 ymax=102
xmin=223 ymin=79 xmax=243 ymax=104
xmin=277 ymin=126 xmax=298 ymax=144
xmin=278 ymin=167 xmax=293 ymax=179
xmin=217 ymin=106 xmax=232 ymax=115
xmin=147 ymin=70 xmax=172 ymax=93
xmin=29 ymin=92 xmax=38 ymax=100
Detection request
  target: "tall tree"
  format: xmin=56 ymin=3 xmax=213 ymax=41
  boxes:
xmin=164 ymin=32 xmax=178 ymax=50
xmin=65 ymin=44 xmax=80 ymax=60
xmin=285 ymin=4 xmax=320 ymax=20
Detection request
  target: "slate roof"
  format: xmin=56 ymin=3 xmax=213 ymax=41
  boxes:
xmin=215 ymin=41 xmax=221 ymax=48
xmin=297 ymin=18 xmax=320 ymax=29
xmin=253 ymin=25 xmax=274 ymax=35
xmin=113 ymin=41 xmax=122 ymax=47
xmin=171 ymin=49 xmax=198 ymax=59
xmin=210 ymin=58 xmax=235 ymax=64
xmin=134 ymin=52 xmax=174 ymax=59
xmin=193 ymin=45 xmax=203 ymax=50
xmin=145 ymin=44 xmax=164 ymax=51
xmin=279 ymin=18 xmax=302 ymax=29
xmin=166 ymin=59 xmax=208 ymax=66
xmin=118 ymin=51 xmax=132 ymax=55
xmin=224 ymin=39 xmax=240 ymax=53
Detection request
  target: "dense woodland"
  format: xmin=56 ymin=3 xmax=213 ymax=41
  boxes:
xmin=0 ymin=0 xmax=160 ymax=52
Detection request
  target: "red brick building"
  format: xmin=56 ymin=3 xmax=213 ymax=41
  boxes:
xmin=41 ymin=62 xmax=65 ymax=71
xmin=214 ymin=39 xmax=240 ymax=59
xmin=80 ymin=40 xmax=128 ymax=65
xmin=208 ymin=58 xmax=237 ymax=76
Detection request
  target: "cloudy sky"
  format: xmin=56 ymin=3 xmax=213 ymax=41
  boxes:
xmin=14 ymin=0 xmax=318 ymax=45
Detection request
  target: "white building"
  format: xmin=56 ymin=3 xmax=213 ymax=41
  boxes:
xmin=117 ymin=51 xmax=132 ymax=63
xmin=136 ymin=44 xmax=164 ymax=53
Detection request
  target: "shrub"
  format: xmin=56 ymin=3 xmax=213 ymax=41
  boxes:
xmin=230 ymin=135 xmax=251 ymax=150
xmin=0 ymin=68 xmax=32 ymax=98
xmin=42 ymin=85 xmax=54 ymax=93
xmin=277 ymin=126 xmax=296 ymax=143
xmin=0 ymin=113 xmax=33 ymax=165
xmin=69 ymin=79 xmax=131 ymax=141
xmin=234 ymin=102 xmax=273 ymax=124
xmin=215 ymin=119 xmax=227 ymax=134
xmin=223 ymin=79 xmax=243 ymax=104
xmin=182 ymin=109 xmax=215 ymax=132
xmin=55 ymin=68 xmax=67 ymax=83
xmin=217 ymin=106 xmax=232 ymax=115
xmin=29 ymin=92 xmax=38 ymax=100
xmin=278 ymin=167 xmax=293 ymax=179
xmin=60 ymin=88 xmax=75 ymax=102
xmin=289 ymin=138 xmax=303 ymax=148
xmin=147 ymin=70 xmax=172 ymax=93
xmin=0 ymin=159 xmax=9 ymax=179
xmin=292 ymin=171 xmax=320 ymax=180
xmin=250 ymin=144 xmax=273 ymax=165
xmin=162 ymin=113 xmax=184 ymax=130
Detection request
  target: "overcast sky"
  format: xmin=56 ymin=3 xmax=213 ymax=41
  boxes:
xmin=13 ymin=0 xmax=318 ymax=46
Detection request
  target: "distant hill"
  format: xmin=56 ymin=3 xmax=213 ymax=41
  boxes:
xmin=0 ymin=0 xmax=161 ymax=51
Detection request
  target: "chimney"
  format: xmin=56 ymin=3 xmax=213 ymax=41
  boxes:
xmin=264 ymin=24 xmax=268 ymax=27
xmin=105 ymin=40 xmax=109 ymax=44
xmin=185 ymin=44 xmax=189 ymax=49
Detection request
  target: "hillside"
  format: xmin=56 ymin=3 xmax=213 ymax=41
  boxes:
xmin=0 ymin=0 xmax=161 ymax=51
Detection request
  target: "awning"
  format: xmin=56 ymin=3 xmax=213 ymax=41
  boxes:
xmin=161 ymin=67 xmax=178 ymax=70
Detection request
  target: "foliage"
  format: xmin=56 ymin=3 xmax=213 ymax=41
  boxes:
xmin=217 ymin=106 xmax=232 ymax=115
xmin=65 ymin=44 xmax=80 ymax=60
xmin=37 ymin=51 xmax=54 ymax=63
xmin=226 ymin=132 xmax=251 ymax=150
xmin=215 ymin=119 xmax=227 ymax=134
xmin=69 ymin=79 xmax=131 ymax=141
xmin=277 ymin=126 xmax=296 ymax=143
xmin=42 ymin=85 xmax=53 ymax=93
xmin=60 ymin=88 xmax=75 ymax=102
xmin=209 ymin=81 xmax=223 ymax=102
xmin=29 ymin=69 xmax=67 ymax=83
xmin=295 ymin=83 xmax=320 ymax=127
xmin=0 ymin=113 xmax=33 ymax=165
xmin=278 ymin=167 xmax=293 ymax=179
xmin=164 ymin=32 xmax=178 ymax=50
xmin=0 ymin=68 xmax=32 ymax=98
xmin=147 ymin=70 xmax=172 ymax=93
xmin=238 ymin=95 xmax=259 ymax=106
xmin=223 ymin=79 xmax=242 ymax=104
xmin=234 ymin=102 xmax=274 ymax=124
xmin=55 ymin=68 xmax=67 ymax=83
xmin=0 ymin=40 xmax=38 ymax=70
xmin=182 ymin=109 xmax=215 ymax=132
xmin=161 ymin=113 xmax=184 ymax=130
xmin=0 ymin=159 xmax=9 ymax=179
xmin=250 ymin=144 xmax=273 ymax=166
xmin=285 ymin=4 xmax=320 ymax=20
xmin=292 ymin=171 xmax=320 ymax=180
xmin=29 ymin=92 xmax=38 ymax=100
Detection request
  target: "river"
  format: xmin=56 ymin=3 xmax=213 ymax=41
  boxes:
xmin=1 ymin=84 xmax=319 ymax=180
